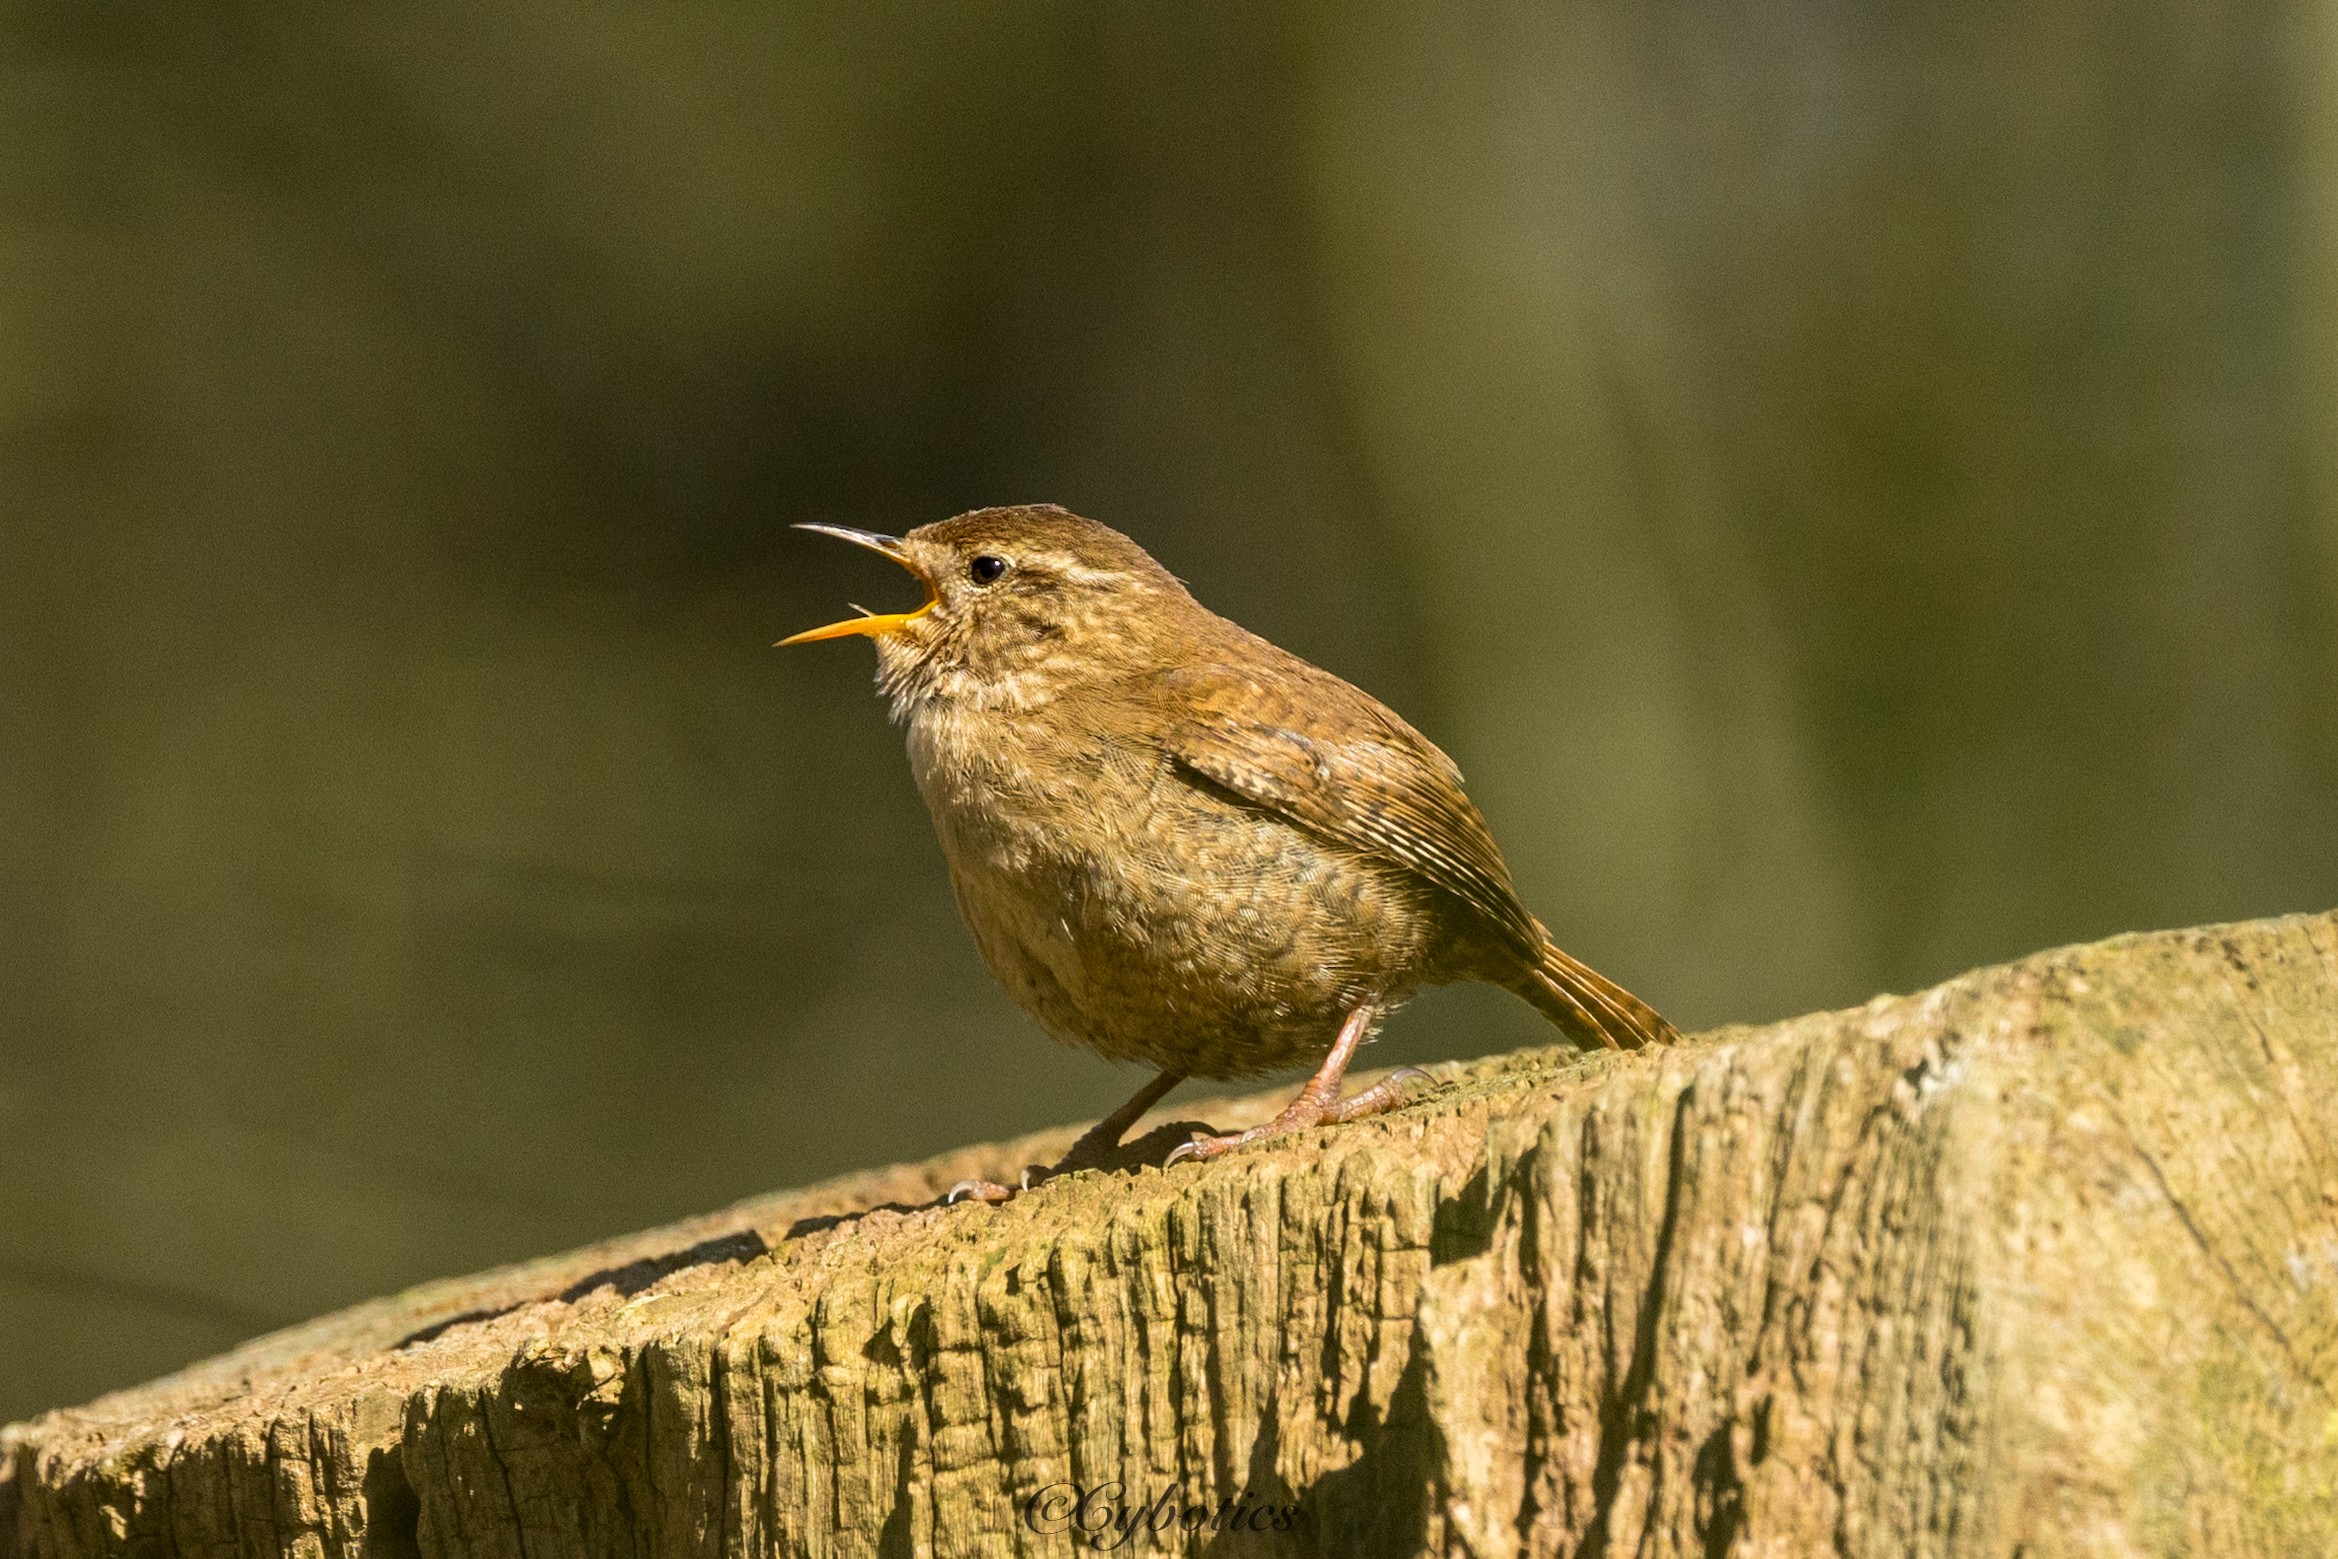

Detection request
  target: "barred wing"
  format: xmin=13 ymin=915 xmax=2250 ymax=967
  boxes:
xmin=1143 ymin=659 xmax=1541 ymax=956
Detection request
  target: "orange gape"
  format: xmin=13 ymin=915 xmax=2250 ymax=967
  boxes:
xmin=787 ymin=505 xmax=1676 ymax=1201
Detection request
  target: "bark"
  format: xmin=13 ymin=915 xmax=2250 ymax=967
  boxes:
xmin=6 ymin=912 xmax=2336 ymax=1558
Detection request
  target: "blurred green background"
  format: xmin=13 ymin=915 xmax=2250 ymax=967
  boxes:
xmin=6 ymin=0 xmax=2337 ymax=1423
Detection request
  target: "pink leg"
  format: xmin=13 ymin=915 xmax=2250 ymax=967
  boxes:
xmin=1164 ymin=1003 xmax=1428 ymax=1166
xmin=948 ymin=1069 xmax=1187 ymax=1204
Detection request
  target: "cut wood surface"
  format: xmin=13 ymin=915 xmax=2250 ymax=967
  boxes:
xmin=6 ymin=912 xmax=2336 ymax=1557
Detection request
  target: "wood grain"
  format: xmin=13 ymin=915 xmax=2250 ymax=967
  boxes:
xmin=6 ymin=912 xmax=2335 ymax=1556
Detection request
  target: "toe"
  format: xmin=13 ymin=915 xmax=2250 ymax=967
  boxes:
xmin=1322 ymin=1066 xmax=1433 ymax=1124
xmin=946 ymin=1178 xmax=1018 ymax=1204
xmin=1164 ymin=1133 xmax=1236 ymax=1167
xmin=1165 ymin=1123 xmax=1278 ymax=1166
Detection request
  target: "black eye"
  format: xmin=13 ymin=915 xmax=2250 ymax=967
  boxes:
xmin=967 ymin=554 xmax=1008 ymax=585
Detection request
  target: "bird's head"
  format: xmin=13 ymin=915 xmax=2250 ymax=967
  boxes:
xmin=782 ymin=505 xmax=1191 ymax=715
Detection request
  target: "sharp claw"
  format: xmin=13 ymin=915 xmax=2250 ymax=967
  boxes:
xmin=947 ymin=1178 xmax=1011 ymax=1204
xmin=1167 ymin=1128 xmax=1254 ymax=1166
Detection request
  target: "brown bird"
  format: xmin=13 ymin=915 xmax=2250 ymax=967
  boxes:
xmin=785 ymin=505 xmax=1677 ymax=1200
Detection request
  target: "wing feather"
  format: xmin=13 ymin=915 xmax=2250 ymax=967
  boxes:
xmin=1139 ymin=657 xmax=1542 ymax=954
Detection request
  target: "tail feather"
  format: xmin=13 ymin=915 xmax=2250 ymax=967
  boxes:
xmin=1512 ymin=927 xmax=1680 ymax=1052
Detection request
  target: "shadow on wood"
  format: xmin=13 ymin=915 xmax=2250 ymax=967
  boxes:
xmin=6 ymin=913 xmax=2335 ymax=1555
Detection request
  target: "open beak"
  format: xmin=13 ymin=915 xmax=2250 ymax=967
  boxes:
xmin=778 ymin=524 xmax=939 ymax=645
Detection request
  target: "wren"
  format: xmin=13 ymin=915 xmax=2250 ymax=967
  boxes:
xmin=784 ymin=505 xmax=1678 ymax=1200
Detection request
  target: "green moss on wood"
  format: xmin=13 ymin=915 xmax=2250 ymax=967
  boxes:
xmin=7 ymin=913 xmax=2337 ymax=1556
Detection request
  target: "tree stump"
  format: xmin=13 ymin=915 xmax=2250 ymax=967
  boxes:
xmin=6 ymin=912 xmax=2335 ymax=1557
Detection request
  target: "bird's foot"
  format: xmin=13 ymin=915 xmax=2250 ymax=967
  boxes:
xmin=946 ymin=1071 xmax=1191 ymax=1206
xmin=1165 ymin=1066 xmax=1432 ymax=1167
xmin=945 ymin=1164 xmax=1054 ymax=1205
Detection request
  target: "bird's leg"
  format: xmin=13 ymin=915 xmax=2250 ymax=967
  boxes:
xmin=947 ymin=1069 xmax=1187 ymax=1204
xmin=1165 ymin=1003 xmax=1428 ymax=1166
xmin=1057 ymin=1068 xmax=1188 ymax=1167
